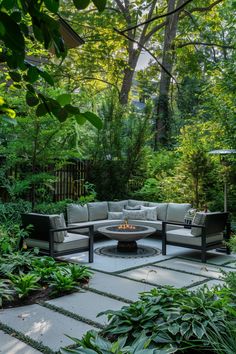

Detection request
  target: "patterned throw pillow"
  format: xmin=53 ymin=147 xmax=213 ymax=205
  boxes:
xmin=122 ymin=209 xmax=147 ymax=220
xmin=140 ymin=206 xmax=158 ymax=221
xmin=184 ymin=208 xmax=197 ymax=225
xmin=191 ymin=212 xmax=206 ymax=236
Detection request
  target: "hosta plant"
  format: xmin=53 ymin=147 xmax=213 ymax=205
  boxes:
xmin=99 ymin=286 xmax=232 ymax=352
xmin=0 ymin=250 xmax=36 ymax=275
xmin=60 ymin=330 xmax=176 ymax=354
xmin=60 ymin=264 xmax=93 ymax=283
xmin=50 ymin=271 xmax=78 ymax=295
xmin=10 ymin=273 xmax=41 ymax=298
xmin=0 ymin=280 xmax=15 ymax=307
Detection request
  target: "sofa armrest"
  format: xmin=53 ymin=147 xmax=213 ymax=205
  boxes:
xmin=50 ymin=224 xmax=94 ymax=235
xmin=162 ymin=221 xmax=205 ymax=230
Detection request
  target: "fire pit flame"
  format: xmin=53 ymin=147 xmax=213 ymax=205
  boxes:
xmin=118 ymin=219 xmax=136 ymax=230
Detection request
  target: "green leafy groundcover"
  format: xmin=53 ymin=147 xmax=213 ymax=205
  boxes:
xmin=61 ymin=282 xmax=236 ymax=354
xmin=0 ymin=251 xmax=93 ymax=308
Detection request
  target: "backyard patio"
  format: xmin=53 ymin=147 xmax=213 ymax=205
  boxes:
xmin=1 ymin=236 xmax=236 ymax=354
xmin=0 ymin=0 xmax=236 ymax=353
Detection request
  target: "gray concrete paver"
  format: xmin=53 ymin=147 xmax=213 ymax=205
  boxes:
xmin=0 ymin=304 xmax=96 ymax=351
xmin=47 ymin=290 xmax=127 ymax=325
xmin=122 ymin=265 xmax=207 ymax=288
xmin=0 ymin=330 xmax=42 ymax=354
xmin=88 ymin=271 xmax=155 ymax=301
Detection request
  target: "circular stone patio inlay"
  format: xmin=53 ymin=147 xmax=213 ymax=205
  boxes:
xmin=94 ymin=245 xmax=161 ymax=258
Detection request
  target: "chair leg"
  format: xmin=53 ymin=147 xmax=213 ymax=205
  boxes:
xmin=162 ymin=223 xmax=167 ymax=255
xmin=162 ymin=241 xmax=166 ymax=255
xmin=201 ymin=250 xmax=207 ymax=263
xmin=88 ymin=227 xmax=94 ymax=263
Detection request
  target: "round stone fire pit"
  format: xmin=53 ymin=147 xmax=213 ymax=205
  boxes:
xmin=97 ymin=224 xmax=156 ymax=253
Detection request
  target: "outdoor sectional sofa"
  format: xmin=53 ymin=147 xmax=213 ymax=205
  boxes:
xmin=67 ymin=199 xmax=192 ymax=234
xmin=66 ymin=200 xmax=229 ymax=263
xmin=21 ymin=199 xmax=229 ymax=263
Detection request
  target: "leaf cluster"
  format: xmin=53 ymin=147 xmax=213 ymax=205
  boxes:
xmin=0 ymin=248 xmax=93 ymax=307
xmin=96 ymin=286 xmax=236 ymax=352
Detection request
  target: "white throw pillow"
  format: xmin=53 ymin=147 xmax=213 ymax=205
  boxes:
xmin=141 ymin=206 xmax=158 ymax=221
xmin=122 ymin=209 xmax=147 ymax=220
xmin=108 ymin=212 xmax=123 ymax=220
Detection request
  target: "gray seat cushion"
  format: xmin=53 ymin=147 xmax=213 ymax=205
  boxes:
xmin=166 ymin=228 xmax=223 ymax=246
xmin=26 ymin=233 xmax=89 ymax=252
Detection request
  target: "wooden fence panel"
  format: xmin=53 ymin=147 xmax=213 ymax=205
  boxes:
xmin=0 ymin=158 xmax=89 ymax=203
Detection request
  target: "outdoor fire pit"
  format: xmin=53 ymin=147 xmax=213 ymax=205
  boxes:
xmin=98 ymin=222 xmax=156 ymax=253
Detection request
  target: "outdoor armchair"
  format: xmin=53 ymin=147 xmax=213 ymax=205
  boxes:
xmin=162 ymin=212 xmax=229 ymax=263
xmin=21 ymin=213 xmax=94 ymax=262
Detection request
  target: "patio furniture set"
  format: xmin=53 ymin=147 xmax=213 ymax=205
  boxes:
xmin=21 ymin=200 xmax=230 ymax=263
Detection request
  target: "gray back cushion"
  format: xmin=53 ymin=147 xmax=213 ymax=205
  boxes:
xmin=125 ymin=205 xmax=141 ymax=210
xmin=108 ymin=200 xmax=128 ymax=212
xmin=67 ymin=204 xmax=88 ymax=224
xmin=128 ymin=199 xmax=149 ymax=207
xmin=122 ymin=209 xmax=147 ymax=220
xmin=108 ymin=212 xmax=123 ymax=220
xmin=49 ymin=214 xmax=67 ymax=243
xmin=149 ymin=202 xmax=168 ymax=221
xmin=87 ymin=202 xmax=108 ymax=221
xmin=167 ymin=203 xmax=191 ymax=223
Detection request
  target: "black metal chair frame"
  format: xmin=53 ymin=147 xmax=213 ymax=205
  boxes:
xmin=162 ymin=212 xmax=230 ymax=263
xmin=21 ymin=213 xmax=94 ymax=263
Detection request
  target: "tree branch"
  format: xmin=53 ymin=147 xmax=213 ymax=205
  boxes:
xmin=121 ymin=0 xmax=194 ymax=33
xmin=113 ymin=27 xmax=179 ymax=87
xmin=176 ymin=41 xmax=235 ymax=49
xmin=73 ymin=77 xmax=120 ymax=94
xmin=189 ymin=0 xmax=223 ymax=12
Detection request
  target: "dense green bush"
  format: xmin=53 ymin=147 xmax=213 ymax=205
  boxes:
xmin=0 ymin=223 xmax=28 ymax=254
xmin=61 ymin=280 xmax=236 ymax=353
xmin=0 ymin=200 xmax=32 ymax=225
xmin=34 ymin=199 xmax=74 ymax=215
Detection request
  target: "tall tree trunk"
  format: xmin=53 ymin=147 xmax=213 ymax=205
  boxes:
xmin=119 ymin=50 xmax=139 ymax=105
xmin=115 ymin=0 xmax=158 ymax=105
xmin=155 ymin=0 xmax=183 ymax=148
